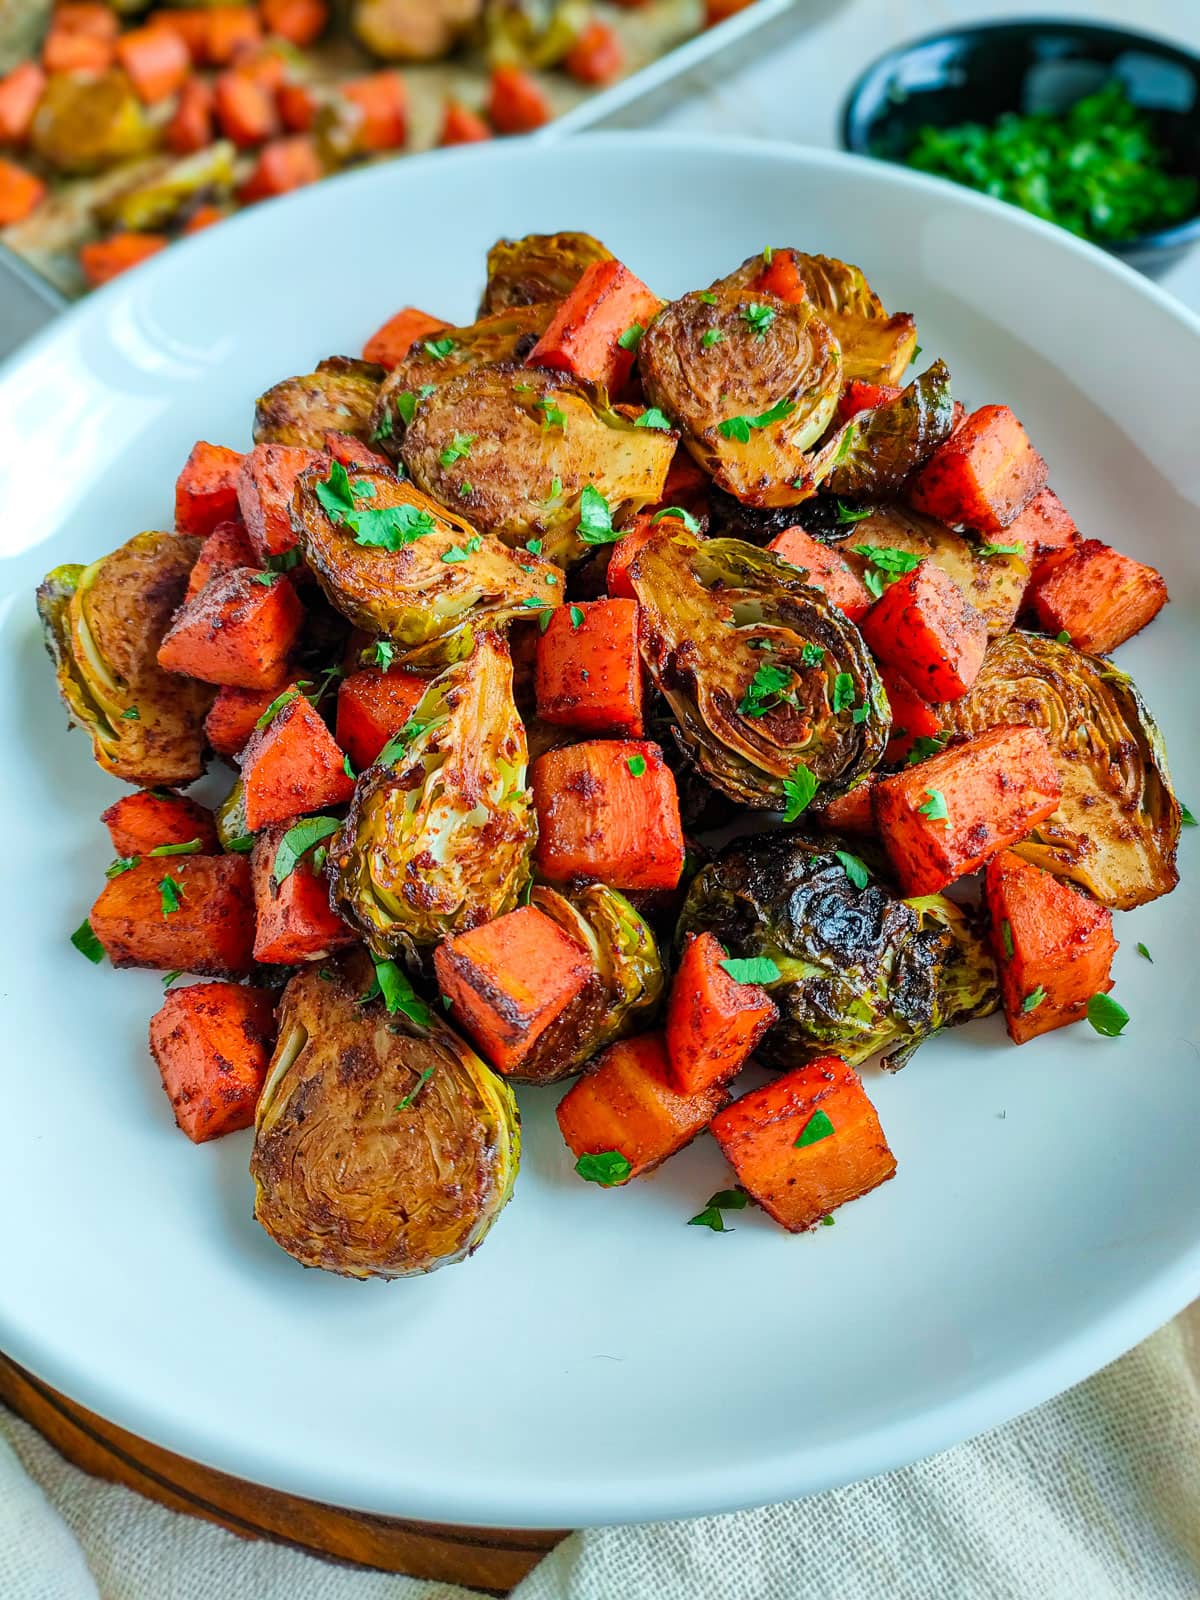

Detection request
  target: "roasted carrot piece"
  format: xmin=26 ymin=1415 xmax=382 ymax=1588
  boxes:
xmin=440 ymin=98 xmax=491 ymax=145
xmin=340 ymin=70 xmax=406 ymax=151
xmin=214 ymin=66 xmax=279 ymax=147
xmin=860 ymin=558 xmax=988 ymax=702
xmin=157 ymin=568 xmax=303 ymax=690
xmin=710 ymin=1056 xmax=896 ymax=1231
xmin=238 ymin=134 xmax=321 ymax=202
xmin=811 ymin=777 xmax=876 ymax=835
xmin=261 ymin=0 xmax=327 ymax=46
xmin=42 ymin=31 xmax=113 ymax=73
xmin=237 ymin=441 xmax=325 ymax=558
xmin=321 ymin=431 xmax=389 ymax=473
xmin=204 ymin=677 xmax=290 ymax=760
xmin=1029 ymin=539 xmax=1168 ymax=656
xmin=836 ymin=378 xmax=902 ymax=424
xmin=566 ymin=20 xmax=624 ymax=84
xmin=768 ymin=526 xmax=872 ymax=623
xmin=276 ymin=78 xmax=316 ymax=133
xmin=528 ymin=258 xmax=663 ymax=394
xmin=909 ymin=403 xmax=1048 ymax=533
xmin=879 ymin=664 xmax=943 ymax=763
xmin=183 ymin=204 xmax=225 ymax=235
xmin=116 ymin=26 xmax=190 ymax=104
xmin=101 ymin=790 xmax=219 ymax=858
xmin=747 ymin=247 xmax=808 ymax=305
xmin=361 ymin=305 xmax=445 ymax=369
xmin=488 ymin=65 xmax=552 ymax=135
xmin=185 ymin=521 xmax=256 ymax=599
xmin=91 ymin=855 xmax=256 ymax=974
xmin=79 ymin=232 xmax=166 ymax=287
xmin=149 ymin=982 xmax=276 ymax=1141
xmin=1002 ymin=486 xmax=1078 ymax=579
xmin=985 ymin=850 xmax=1117 ymax=1045
xmin=250 ymin=820 xmax=355 ymax=964
xmin=0 ymin=63 xmax=46 ymax=146
xmin=556 ymin=1033 xmax=727 ymax=1179
xmin=52 ymin=2 xmax=119 ymax=41
xmin=175 ymin=441 xmax=244 ymax=538
xmin=665 ymin=932 xmax=778 ymax=1095
xmin=535 ymin=597 xmax=644 ymax=737
xmin=531 ymin=739 xmax=686 ymax=891
xmin=167 ymin=76 xmax=213 ymax=154
xmin=873 ymin=725 xmax=1062 ymax=896
xmin=0 ymin=158 xmax=44 ymax=224
xmin=434 ymin=905 xmax=597 ymax=1078
xmin=146 ymin=7 xmax=212 ymax=63
xmin=335 ymin=666 xmax=427 ymax=771
xmin=659 ymin=448 xmax=710 ymax=511
xmin=707 ymin=0 xmax=758 ymax=26
xmin=240 ymin=692 xmax=355 ymax=830
xmin=606 ymin=514 xmax=660 ymax=601
xmin=203 ymin=6 xmax=262 ymax=65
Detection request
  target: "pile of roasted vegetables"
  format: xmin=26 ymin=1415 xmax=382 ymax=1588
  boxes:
xmin=42 ymin=230 xmax=1186 ymax=1278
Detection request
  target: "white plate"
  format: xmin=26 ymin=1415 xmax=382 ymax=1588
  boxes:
xmin=0 ymin=136 xmax=1197 ymax=1531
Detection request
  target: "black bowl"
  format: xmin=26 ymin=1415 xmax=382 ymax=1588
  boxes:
xmin=841 ymin=19 xmax=1200 ymax=276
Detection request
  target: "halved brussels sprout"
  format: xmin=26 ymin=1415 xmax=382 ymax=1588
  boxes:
xmin=255 ymin=358 xmax=383 ymax=449
xmin=37 ymin=533 xmax=212 ymax=787
xmin=290 ymin=463 xmax=561 ymax=660
xmin=350 ymin=0 xmax=482 ymax=60
xmin=401 ymin=365 xmax=674 ymax=566
xmin=815 ymin=360 xmax=955 ymax=500
xmin=630 ymin=525 xmax=888 ymax=808
xmin=480 ymin=231 xmax=614 ymax=314
xmin=251 ymin=955 xmax=519 ymax=1279
xmin=370 ymin=304 xmax=553 ymax=453
xmin=95 ymin=143 xmax=236 ymax=232
xmin=31 ymin=72 xmax=154 ymax=175
xmin=329 ymin=633 xmax=535 ymax=956
xmin=677 ymin=833 xmax=996 ymax=1071
xmin=638 ymin=287 xmax=842 ymax=508
xmin=715 ymin=251 xmax=918 ymax=385
xmin=483 ymin=0 xmax=588 ymax=68
xmin=939 ymin=631 xmax=1181 ymax=909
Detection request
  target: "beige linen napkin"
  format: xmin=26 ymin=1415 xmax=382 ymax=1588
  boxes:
xmin=2 ymin=1307 xmax=1197 ymax=1600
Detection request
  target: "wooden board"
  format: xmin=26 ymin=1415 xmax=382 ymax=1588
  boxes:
xmin=0 ymin=1355 xmax=567 ymax=1593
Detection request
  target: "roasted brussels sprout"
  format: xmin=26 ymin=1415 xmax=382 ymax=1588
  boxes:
xmin=483 ymin=0 xmax=588 ymax=68
xmin=291 ymin=463 xmax=561 ymax=660
xmin=251 ymin=956 xmax=519 ymax=1279
xmin=480 ymin=231 xmax=614 ymax=314
xmin=31 ymin=72 xmax=155 ymax=175
xmin=715 ymin=252 xmax=918 ymax=386
xmin=370 ymin=304 xmax=553 ymax=452
xmin=329 ymin=633 xmax=535 ymax=956
xmin=677 ymin=832 xmax=996 ymax=1071
xmin=350 ymin=0 xmax=482 ymax=61
xmin=401 ymin=365 xmax=674 ymax=566
xmin=630 ymin=525 xmax=888 ymax=809
xmin=37 ymin=533 xmax=212 ymax=787
xmin=95 ymin=144 xmax=236 ymax=232
xmin=254 ymin=359 xmax=383 ymax=449
xmin=817 ymin=360 xmax=955 ymax=499
xmin=939 ymin=631 xmax=1181 ymax=909
xmin=638 ymin=287 xmax=842 ymax=508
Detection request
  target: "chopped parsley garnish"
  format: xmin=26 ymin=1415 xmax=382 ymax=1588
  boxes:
xmin=438 ymin=432 xmax=474 ymax=467
xmin=441 ymin=535 xmax=482 ymax=563
xmin=794 ymin=1109 xmax=834 ymax=1149
xmin=1001 ymin=919 xmax=1014 ymax=960
xmin=316 ymin=461 xmax=435 ymax=550
xmin=71 ymin=918 xmax=104 ymax=963
xmin=372 ymin=639 xmax=396 ymax=669
xmin=538 ymin=607 xmax=554 ymax=633
xmin=120 ymin=706 xmax=140 ymax=720
xmin=821 ymin=1214 xmax=836 ymax=1227
xmin=797 ymin=642 xmax=825 ymax=666
xmin=718 ymin=396 xmax=797 ymax=442
xmin=575 ymin=1150 xmax=632 ymax=1187
xmin=526 ymin=537 xmax=543 ymax=555
xmin=148 ymin=838 xmax=202 ymax=857
xmin=536 ymin=397 xmax=567 ymax=431
xmin=782 ymin=762 xmax=818 ymax=821
xmin=266 ymin=547 xmax=302 ymax=572
xmin=423 ymin=336 xmax=456 ymax=360
xmin=1021 ymin=986 xmax=1047 ymax=1013
xmin=1087 ymin=992 xmax=1129 ymax=1036
xmin=634 ymin=407 xmax=672 ymax=431
xmin=738 ymin=662 xmax=796 ymax=718
xmin=546 ymin=477 xmax=563 ymax=502
xmin=578 ymin=484 xmax=618 ymax=545
xmin=254 ymin=684 xmax=308 ymax=729
xmin=395 ymin=391 xmax=418 ymax=425
xmin=698 ymin=290 xmax=718 ymax=304
xmin=835 ymin=849 xmax=869 ymax=889
xmin=1055 ymin=630 xmax=1071 ymax=644
xmin=906 ymin=731 xmax=950 ymax=765
xmin=831 ymin=672 xmax=856 ymax=713
xmin=377 ymin=719 xmax=429 ymax=765
xmin=835 ymin=500 xmax=873 ymax=525
xmin=617 ymin=322 xmax=644 ymax=351
xmin=1181 ymin=803 xmax=1196 ymax=826
xmin=106 ymin=855 xmax=139 ymax=878
xmin=569 ymin=605 xmax=585 ymax=628
xmin=1136 ymin=942 xmax=1152 ymax=963
xmin=272 ymin=816 xmax=340 ymax=885
xmin=688 ymin=1206 xmax=729 ymax=1232
xmin=459 ymin=481 xmax=472 ymax=497
xmin=520 ymin=596 xmax=547 ymax=610
xmin=159 ymin=874 xmax=184 ymax=916
xmin=650 ymin=506 xmax=701 ymax=535
xmin=741 ymin=302 xmax=776 ymax=338
xmin=977 ymin=542 xmax=1023 ymax=557
xmin=372 ymin=956 xmax=432 ymax=1029
xmin=395 ymin=1065 xmax=435 ymax=1112
xmin=627 ymin=753 xmax=647 ymax=777
xmin=762 ymin=246 xmax=773 ymax=264
xmin=162 ymin=970 xmax=183 ymax=987
xmin=251 ymin=570 xmax=280 ymax=586
xmin=702 ymin=329 xmax=725 ymax=349
xmin=343 ymin=754 xmax=355 ymax=779
xmin=371 ymin=409 xmax=394 ymax=441
xmin=918 ymin=787 xmax=950 ymax=825
xmin=853 ymin=543 xmax=921 ymax=600
xmin=719 ymin=955 xmax=781 ymax=985
xmin=225 ymin=834 xmax=255 ymax=853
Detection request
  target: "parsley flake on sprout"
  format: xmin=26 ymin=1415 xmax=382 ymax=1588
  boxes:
xmin=718 ymin=396 xmax=797 ymax=443
xmin=738 ymin=662 xmax=796 ymax=719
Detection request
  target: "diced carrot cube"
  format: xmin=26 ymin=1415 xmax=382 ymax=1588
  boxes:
xmin=710 ymin=1056 xmax=896 ymax=1231
xmin=535 ymin=597 xmax=644 ymax=737
xmin=488 ymin=65 xmax=552 ymax=135
xmin=812 ymin=777 xmax=876 ymax=835
xmin=860 ymin=558 xmax=988 ymax=703
xmin=706 ymin=0 xmax=757 ymax=26
xmin=434 ymin=905 xmax=597 ymax=1079
xmin=1003 ymin=486 xmax=1078 ymax=580
xmin=340 ymin=70 xmax=406 ymax=151
xmin=175 ymin=441 xmax=244 ymax=538
xmin=0 ymin=63 xmax=46 ymax=146
xmin=237 ymin=441 xmax=325 ymax=559
xmin=318 ymin=432 xmax=388 ymax=474
xmin=204 ymin=5 xmax=263 ymax=64
xmin=335 ymin=666 xmax=427 ymax=771
xmin=873 ymin=725 xmax=1062 ymax=896
xmin=238 ymin=134 xmax=321 ymax=202
xmin=42 ymin=30 xmax=113 ymax=73
xmin=556 ymin=1033 xmax=727 ymax=1179
xmin=909 ymin=403 xmax=1048 ymax=533
xmin=768 ymin=526 xmax=872 ymax=623
xmin=250 ymin=820 xmax=354 ymax=964
xmin=276 ymin=78 xmax=316 ymax=132
xmin=116 ymin=25 xmax=190 ymax=104
xmin=0 ymin=158 xmax=44 ymax=224
xmin=836 ymin=378 xmax=901 ymax=424
xmin=182 ymin=204 xmax=225 ymax=235
xmin=440 ymin=98 xmax=491 ymax=145
xmin=147 ymin=7 xmax=212 ymax=63
xmin=665 ymin=931 xmax=777 ymax=1094
xmin=531 ymin=739 xmax=685 ymax=891
xmin=606 ymin=513 xmax=660 ymax=600
xmin=186 ymin=521 xmax=256 ymax=600
xmin=158 ymin=567 xmax=303 ymax=690
xmin=361 ymin=305 xmax=446 ymax=369
xmin=240 ymin=691 xmax=355 ymax=830
xmin=1029 ymin=539 xmax=1168 ymax=656
xmin=91 ymin=855 xmax=256 ymax=974
xmin=79 ymin=233 xmax=166 ymax=287
xmin=879 ymin=664 xmax=943 ymax=763
xmin=261 ymin=0 xmax=327 ymax=47
xmin=985 ymin=851 xmax=1118 ymax=1045
xmin=214 ymin=65 xmax=279 ymax=147
xmin=204 ymin=677 xmax=290 ymax=760
xmin=52 ymin=3 xmax=118 ymax=41
xmin=167 ymin=76 xmax=213 ymax=154
xmin=659 ymin=448 xmax=710 ymax=511
xmin=149 ymin=981 xmax=276 ymax=1141
xmin=566 ymin=20 xmax=624 ymax=84
xmin=101 ymin=790 xmax=218 ymax=858
xmin=528 ymin=257 xmax=663 ymax=394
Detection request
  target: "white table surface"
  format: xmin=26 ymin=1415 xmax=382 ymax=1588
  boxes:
xmin=654 ymin=0 xmax=1200 ymax=315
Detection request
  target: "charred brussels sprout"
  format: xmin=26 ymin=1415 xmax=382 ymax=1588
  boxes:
xmin=37 ymin=533 xmax=212 ymax=787
xmin=329 ymin=633 xmax=535 ymax=956
xmin=939 ymin=631 xmax=1180 ymax=909
xmin=715 ymin=251 xmax=918 ymax=386
xmin=96 ymin=144 xmax=237 ymax=232
xmin=480 ymin=230 xmax=614 ymax=313
xmin=254 ymin=358 xmax=383 ymax=449
xmin=401 ymin=365 xmax=674 ymax=566
xmin=291 ymin=462 xmax=561 ymax=661
xmin=630 ymin=525 xmax=888 ymax=809
xmin=677 ymin=833 xmax=996 ymax=1071
xmin=638 ymin=287 xmax=842 ymax=508
xmin=31 ymin=72 xmax=154 ymax=175
xmin=350 ymin=0 xmax=482 ymax=61
xmin=483 ymin=0 xmax=588 ymax=68
xmin=816 ymin=360 xmax=955 ymax=500
xmin=251 ymin=956 xmax=519 ymax=1279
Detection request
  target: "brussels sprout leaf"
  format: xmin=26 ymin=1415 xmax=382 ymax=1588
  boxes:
xmin=266 ymin=548 xmax=301 ymax=572
xmin=272 ymin=816 xmax=340 ymax=886
xmin=575 ymin=1150 xmax=632 ymax=1186
xmin=1087 ymin=993 xmax=1129 ymax=1036
xmin=720 ymin=956 xmax=781 ymax=984
xmin=794 ymin=1109 xmax=834 ymax=1148
xmin=782 ymin=762 xmax=818 ymax=821
xmin=71 ymin=918 xmax=104 ymax=963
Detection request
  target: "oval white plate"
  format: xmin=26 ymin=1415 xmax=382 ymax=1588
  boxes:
xmin=0 ymin=136 xmax=1197 ymax=1531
